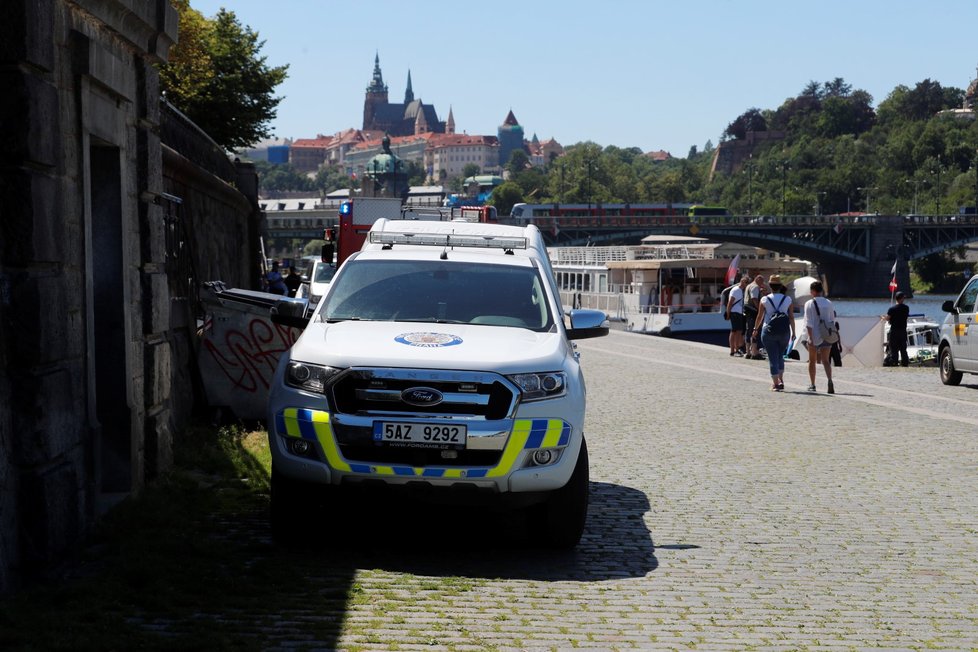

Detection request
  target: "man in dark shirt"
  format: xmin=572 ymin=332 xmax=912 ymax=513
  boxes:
xmin=884 ymin=291 xmax=910 ymax=366
xmin=284 ymin=266 xmax=302 ymax=297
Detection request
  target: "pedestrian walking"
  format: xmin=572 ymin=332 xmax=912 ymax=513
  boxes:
xmin=803 ymin=280 xmax=837 ymax=393
xmin=744 ymin=274 xmax=768 ymax=359
xmin=883 ymin=291 xmax=910 ymax=366
xmin=753 ymin=274 xmax=796 ymax=391
xmin=726 ymin=274 xmax=750 ymax=356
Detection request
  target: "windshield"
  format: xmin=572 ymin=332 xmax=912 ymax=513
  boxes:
xmin=313 ymin=264 xmax=336 ymax=284
xmin=320 ymin=260 xmax=553 ymax=330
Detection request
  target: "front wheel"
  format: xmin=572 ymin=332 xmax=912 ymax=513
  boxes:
xmin=533 ymin=438 xmax=589 ymax=549
xmin=940 ymin=347 xmax=962 ymax=386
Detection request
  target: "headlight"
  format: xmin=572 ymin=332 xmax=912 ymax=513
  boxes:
xmin=285 ymin=361 xmax=341 ymax=393
xmin=506 ymin=372 xmax=566 ymax=401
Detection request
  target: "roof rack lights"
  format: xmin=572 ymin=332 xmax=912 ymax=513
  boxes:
xmin=369 ymin=231 xmax=527 ymax=250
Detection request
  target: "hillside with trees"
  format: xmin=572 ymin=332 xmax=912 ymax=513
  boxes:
xmin=493 ymin=77 xmax=977 ymax=291
xmin=499 ymin=77 xmax=976 ymax=219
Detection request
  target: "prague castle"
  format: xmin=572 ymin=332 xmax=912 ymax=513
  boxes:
xmin=362 ymin=53 xmax=449 ymax=137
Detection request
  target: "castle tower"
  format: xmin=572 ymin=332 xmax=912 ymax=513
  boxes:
xmin=404 ymin=69 xmax=414 ymax=104
xmin=446 ymin=106 xmax=455 ymax=135
xmin=497 ymin=109 xmax=524 ymax=167
xmin=363 ymin=52 xmax=389 ymax=130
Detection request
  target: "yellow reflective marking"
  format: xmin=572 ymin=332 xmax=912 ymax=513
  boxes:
xmin=279 ymin=413 xmax=566 ymax=479
xmin=487 ymin=427 xmax=529 ymax=478
xmin=310 ymin=410 xmax=330 ymax=424
xmin=305 ymin=411 xmax=351 ymax=473
xmin=956 ymin=323 xmax=968 ymax=337
xmin=542 ymin=420 xmax=564 ymax=448
xmin=283 ymin=407 xmax=302 ymax=438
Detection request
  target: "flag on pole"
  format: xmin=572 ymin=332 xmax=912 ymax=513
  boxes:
xmin=725 ymin=254 xmax=741 ymax=286
xmin=888 ymin=259 xmax=898 ymax=293
xmin=888 ymin=276 xmax=898 ymax=292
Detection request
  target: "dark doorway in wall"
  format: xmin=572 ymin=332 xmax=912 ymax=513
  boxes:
xmin=90 ymin=143 xmax=132 ymax=494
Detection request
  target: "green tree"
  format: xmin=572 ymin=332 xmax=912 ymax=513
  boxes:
xmin=489 ymin=181 xmax=523 ymax=217
xmin=462 ymin=163 xmax=481 ymax=179
xmin=723 ymin=108 xmax=767 ymax=141
xmin=160 ymin=1 xmax=288 ymax=150
xmin=254 ymin=161 xmax=313 ymax=194
xmin=505 ymin=149 xmax=530 ymax=178
xmin=314 ymin=165 xmax=357 ymax=194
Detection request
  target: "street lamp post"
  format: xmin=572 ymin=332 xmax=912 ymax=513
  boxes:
xmin=584 ymin=156 xmax=595 ymax=215
xmin=780 ymin=159 xmax=789 ymax=216
xmin=905 ymin=178 xmax=928 ymax=215
xmin=856 ymin=186 xmax=877 ymax=213
xmin=815 ymin=191 xmax=826 ymax=216
xmin=559 ymin=161 xmax=565 ymax=203
xmin=745 ymin=155 xmax=755 ymax=215
xmin=934 ymin=157 xmax=943 ymax=215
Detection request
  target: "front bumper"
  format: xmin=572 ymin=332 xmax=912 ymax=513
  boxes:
xmin=269 ymin=407 xmax=581 ymax=494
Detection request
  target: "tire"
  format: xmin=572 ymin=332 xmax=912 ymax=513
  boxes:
xmin=940 ymin=347 xmax=963 ymax=386
xmin=270 ymin=468 xmax=306 ymax=541
xmin=535 ymin=438 xmax=590 ymax=549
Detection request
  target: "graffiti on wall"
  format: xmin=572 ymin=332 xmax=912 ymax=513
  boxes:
xmin=202 ymin=315 xmax=300 ymax=395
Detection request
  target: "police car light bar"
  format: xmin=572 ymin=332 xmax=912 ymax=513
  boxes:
xmin=369 ymin=231 xmax=527 ymax=250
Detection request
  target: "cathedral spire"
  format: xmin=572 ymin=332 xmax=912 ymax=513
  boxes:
xmin=404 ymin=69 xmax=414 ymax=103
xmin=446 ymin=105 xmax=455 ymax=134
xmin=366 ymin=51 xmax=387 ymax=94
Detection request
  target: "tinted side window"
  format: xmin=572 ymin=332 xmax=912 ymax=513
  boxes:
xmin=957 ymin=278 xmax=978 ymax=313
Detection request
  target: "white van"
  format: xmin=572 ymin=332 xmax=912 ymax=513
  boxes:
xmin=938 ymin=274 xmax=978 ymax=384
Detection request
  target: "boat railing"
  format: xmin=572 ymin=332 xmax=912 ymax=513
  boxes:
xmin=548 ymin=246 xmax=631 ymax=265
xmin=548 ymin=244 xmax=716 ymax=265
xmin=632 ymin=302 xmax=722 ymax=315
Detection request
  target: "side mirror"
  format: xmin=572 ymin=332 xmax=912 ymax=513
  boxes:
xmin=270 ymin=298 xmax=309 ymax=329
xmin=321 ymin=243 xmax=335 ymax=264
xmin=566 ymin=309 xmax=610 ymax=340
xmin=942 ymin=300 xmax=958 ymax=314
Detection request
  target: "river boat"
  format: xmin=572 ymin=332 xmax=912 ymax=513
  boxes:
xmin=549 ymin=239 xmax=808 ymax=345
xmin=884 ymin=315 xmax=941 ymax=365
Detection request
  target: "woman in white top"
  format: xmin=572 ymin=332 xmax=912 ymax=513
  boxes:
xmin=803 ymin=280 xmax=836 ymax=394
xmin=752 ymin=274 xmax=797 ymax=391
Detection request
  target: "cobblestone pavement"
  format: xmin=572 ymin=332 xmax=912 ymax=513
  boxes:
xmin=281 ymin=332 xmax=978 ymax=651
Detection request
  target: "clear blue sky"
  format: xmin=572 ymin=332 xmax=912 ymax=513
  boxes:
xmin=190 ymin=0 xmax=978 ymax=158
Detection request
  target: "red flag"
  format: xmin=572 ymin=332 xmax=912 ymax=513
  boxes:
xmin=725 ymin=254 xmax=741 ymax=286
xmin=888 ymin=276 xmax=898 ymax=292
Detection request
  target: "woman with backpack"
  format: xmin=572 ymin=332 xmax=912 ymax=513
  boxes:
xmin=752 ymin=274 xmax=796 ymax=391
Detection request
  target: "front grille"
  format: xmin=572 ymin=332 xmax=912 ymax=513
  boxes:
xmin=336 ymin=443 xmax=502 ymax=468
xmin=330 ymin=368 xmax=517 ymax=420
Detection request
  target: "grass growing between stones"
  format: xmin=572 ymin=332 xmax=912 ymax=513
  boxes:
xmin=0 ymin=423 xmax=355 ymax=651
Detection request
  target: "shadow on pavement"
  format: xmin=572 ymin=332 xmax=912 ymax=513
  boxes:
xmin=284 ymin=480 xmax=657 ymax=582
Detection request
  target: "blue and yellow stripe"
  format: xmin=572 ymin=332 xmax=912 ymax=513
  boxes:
xmin=276 ymin=408 xmax=570 ymax=479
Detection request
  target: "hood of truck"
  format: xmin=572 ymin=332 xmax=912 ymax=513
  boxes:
xmin=290 ymin=320 xmax=568 ymax=373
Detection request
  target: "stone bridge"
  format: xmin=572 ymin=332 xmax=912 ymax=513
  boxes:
xmin=525 ymin=213 xmax=978 ymax=297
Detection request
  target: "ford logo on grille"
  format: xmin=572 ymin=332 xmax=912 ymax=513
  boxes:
xmin=401 ymin=387 xmax=444 ymax=406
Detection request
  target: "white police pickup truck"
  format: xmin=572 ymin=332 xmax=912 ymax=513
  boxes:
xmin=266 ymin=218 xmax=609 ymax=547
xmin=938 ymin=274 xmax=978 ymax=385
